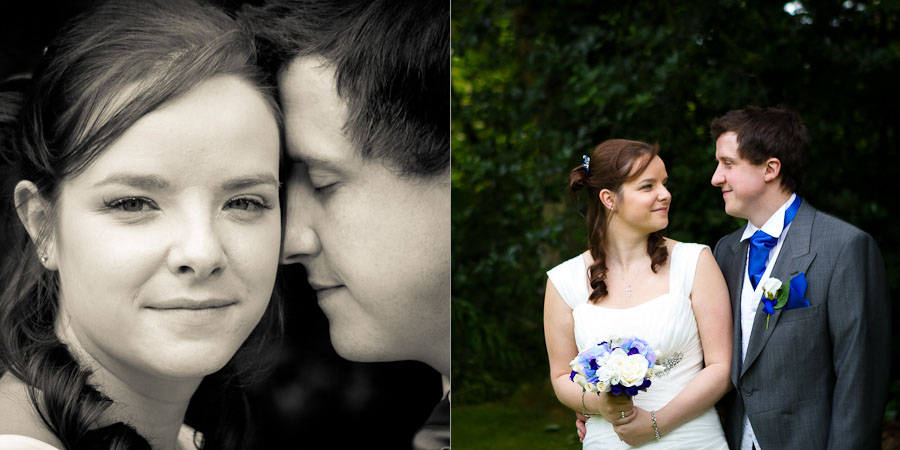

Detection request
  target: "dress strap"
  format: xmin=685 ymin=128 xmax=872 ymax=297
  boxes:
xmin=546 ymin=254 xmax=590 ymax=310
xmin=0 ymin=435 xmax=61 ymax=450
xmin=668 ymin=243 xmax=710 ymax=299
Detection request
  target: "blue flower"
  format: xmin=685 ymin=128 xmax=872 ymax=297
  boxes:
xmin=620 ymin=337 xmax=656 ymax=366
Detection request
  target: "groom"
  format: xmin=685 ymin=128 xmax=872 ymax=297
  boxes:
xmin=710 ymin=106 xmax=890 ymax=449
xmin=242 ymin=1 xmax=450 ymax=448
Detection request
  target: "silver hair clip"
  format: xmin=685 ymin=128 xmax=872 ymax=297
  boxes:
xmin=582 ymin=155 xmax=590 ymax=172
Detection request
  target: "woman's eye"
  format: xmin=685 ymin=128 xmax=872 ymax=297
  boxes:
xmin=228 ymin=198 xmax=255 ymax=211
xmin=106 ymin=197 xmax=156 ymax=212
xmin=226 ymin=196 xmax=269 ymax=211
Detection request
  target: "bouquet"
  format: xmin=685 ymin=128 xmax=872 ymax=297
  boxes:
xmin=569 ymin=337 xmax=676 ymax=398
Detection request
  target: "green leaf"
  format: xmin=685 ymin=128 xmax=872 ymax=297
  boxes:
xmin=774 ymin=280 xmax=791 ymax=309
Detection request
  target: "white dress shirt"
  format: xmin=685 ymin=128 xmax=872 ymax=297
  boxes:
xmin=738 ymin=193 xmax=797 ymax=450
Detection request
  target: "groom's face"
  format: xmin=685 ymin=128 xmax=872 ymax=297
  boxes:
xmin=712 ymin=131 xmax=767 ymax=220
xmin=277 ymin=56 xmax=450 ymax=369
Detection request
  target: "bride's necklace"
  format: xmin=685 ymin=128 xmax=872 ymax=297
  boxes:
xmin=611 ymin=260 xmax=645 ymax=297
xmin=620 ymin=274 xmax=633 ymax=297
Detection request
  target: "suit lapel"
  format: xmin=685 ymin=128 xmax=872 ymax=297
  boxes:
xmin=726 ymin=236 xmax=748 ymax=387
xmin=740 ymin=201 xmax=817 ymax=378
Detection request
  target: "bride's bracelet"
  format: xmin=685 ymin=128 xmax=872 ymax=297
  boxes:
xmin=650 ymin=410 xmax=661 ymax=440
xmin=581 ymin=390 xmax=590 ymax=418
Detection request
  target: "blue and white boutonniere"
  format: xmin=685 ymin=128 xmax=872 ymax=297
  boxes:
xmin=760 ymin=273 xmax=811 ymax=330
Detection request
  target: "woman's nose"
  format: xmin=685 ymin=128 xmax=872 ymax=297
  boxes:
xmin=166 ymin=214 xmax=227 ymax=279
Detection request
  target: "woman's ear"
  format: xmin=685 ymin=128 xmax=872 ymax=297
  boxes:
xmin=599 ymin=189 xmax=616 ymax=211
xmin=14 ymin=180 xmax=57 ymax=269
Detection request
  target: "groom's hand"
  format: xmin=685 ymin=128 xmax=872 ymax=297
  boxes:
xmin=574 ymin=412 xmax=587 ymax=442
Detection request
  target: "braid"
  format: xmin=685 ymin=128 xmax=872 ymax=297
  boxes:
xmin=31 ymin=343 xmax=151 ymax=450
xmin=587 ymin=249 xmax=609 ymax=301
xmin=648 ymin=231 xmax=668 ymax=274
xmin=3 ymin=278 xmax=153 ymax=449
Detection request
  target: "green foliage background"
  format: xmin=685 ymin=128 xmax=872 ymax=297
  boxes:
xmin=451 ymin=0 xmax=900 ymax=416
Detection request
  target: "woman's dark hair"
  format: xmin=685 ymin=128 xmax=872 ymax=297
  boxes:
xmin=0 ymin=0 xmax=283 ymax=448
xmin=568 ymin=139 xmax=668 ymax=303
xmin=709 ymin=105 xmax=810 ymax=193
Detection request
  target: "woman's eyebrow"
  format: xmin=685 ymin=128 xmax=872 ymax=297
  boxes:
xmin=91 ymin=173 xmax=280 ymax=191
xmin=92 ymin=173 xmax=169 ymax=190
xmin=221 ymin=173 xmax=281 ymax=190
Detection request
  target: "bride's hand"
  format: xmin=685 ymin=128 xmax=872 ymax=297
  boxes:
xmin=612 ymin=406 xmax=656 ymax=446
xmin=591 ymin=392 xmax=636 ymax=426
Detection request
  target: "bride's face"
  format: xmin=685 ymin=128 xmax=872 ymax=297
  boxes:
xmin=50 ymin=76 xmax=281 ymax=383
xmin=613 ymin=155 xmax=671 ymax=233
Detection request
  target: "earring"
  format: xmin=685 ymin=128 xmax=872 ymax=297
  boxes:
xmin=40 ymin=253 xmax=48 ymax=263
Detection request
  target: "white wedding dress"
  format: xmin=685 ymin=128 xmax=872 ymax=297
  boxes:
xmin=0 ymin=424 xmax=201 ymax=450
xmin=547 ymin=242 xmax=728 ymax=449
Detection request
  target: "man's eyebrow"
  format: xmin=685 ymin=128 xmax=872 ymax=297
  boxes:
xmin=92 ymin=173 xmax=168 ymax=190
xmin=290 ymin=154 xmax=342 ymax=171
xmin=222 ymin=173 xmax=281 ymax=190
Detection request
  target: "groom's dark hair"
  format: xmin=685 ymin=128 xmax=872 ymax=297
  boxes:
xmin=239 ymin=0 xmax=449 ymax=179
xmin=710 ymin=105 xmax=810 ymax=193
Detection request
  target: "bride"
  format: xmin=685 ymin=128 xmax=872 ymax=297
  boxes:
xmin=0 ymin=0 xmax=282 ymax=448
xmin=544 ymin=139 xmax=732 ymax=448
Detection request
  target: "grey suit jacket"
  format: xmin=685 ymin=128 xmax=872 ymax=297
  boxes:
xmin=713 ymin=200 xmax=890 ymax=450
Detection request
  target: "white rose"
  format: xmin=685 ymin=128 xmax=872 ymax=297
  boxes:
xmin=605 ymin=349 xmax=627 ymax=384
xmin=593 ymin=362 xmax=612 ymax=383
xmin=572 ymin=373 xmax=589 ymax=389
xmin=760 ymin=278 xmax=783 ymax=299
xmin=611 ymin=353 xmax=650 ymax=387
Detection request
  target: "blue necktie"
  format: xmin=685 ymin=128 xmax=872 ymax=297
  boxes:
xmin=748 ymin=230 xmax=778 ymax=290
xmin=747 ymin=196 xmax=802 ymax=290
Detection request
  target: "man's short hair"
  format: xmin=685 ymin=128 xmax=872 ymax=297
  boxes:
xmin=710 ymin=105 xmax=810 ymax=193
xmin=241 ymin=0 xmax=449 ymax=178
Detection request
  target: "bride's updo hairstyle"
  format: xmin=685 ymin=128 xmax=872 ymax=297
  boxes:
xmin=568 ymin=139 xmax=668 ymax=303
xmin=0 ymin=0 xmax=283 ymax=448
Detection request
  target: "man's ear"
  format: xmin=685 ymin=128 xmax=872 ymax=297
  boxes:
xmin=763 ymin=157 xmax=782 ymax=183
xmin=14 ymin=180 xmax=57 ymax=269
